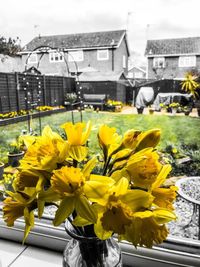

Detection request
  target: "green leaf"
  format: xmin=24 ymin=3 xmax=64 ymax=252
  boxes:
xmin=76 ymin=195 xmax=97 ymax=223
xmin=53 ymin=197 xmax=74 ymax=226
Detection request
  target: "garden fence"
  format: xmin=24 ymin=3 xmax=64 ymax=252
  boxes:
xmin=0 ymin=72 xmax=76 ymax=113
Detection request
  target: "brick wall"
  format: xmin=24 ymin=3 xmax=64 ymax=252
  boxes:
xmin=21 ymin=39 xmax=129 ymax=75
xmin=147 ymin=56 xmax=200 ymax=79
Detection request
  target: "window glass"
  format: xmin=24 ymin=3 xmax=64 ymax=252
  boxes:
xmin=49 ymin=51 xmax=64 ymax=62
xmin=153 ymin=57 xmax=165 ymax=68
xmin=123 ymin=55 xmax=126 ymax=68
xmin=97 ymin=49 xmax=109 ymax=60
xmin=68 ymin=51 xmax=84 ymax=62
xmin=179 ymin=56 xmax=196 ymax=67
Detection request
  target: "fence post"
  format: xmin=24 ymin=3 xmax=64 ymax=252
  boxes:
xmin=15 ymin=72 xmax=20 ymax=112
xmin=6 ymin=74 xmax=11 ymax=111
xmin=43 ymin=75 xmax=47 ymax=105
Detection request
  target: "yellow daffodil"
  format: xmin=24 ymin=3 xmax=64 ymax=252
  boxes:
xmin=13 ymin=169 xmax=46 ymax=193
xmin=135 ymin=129 xmax=161 ymax=152
xmin=89 ymin=178 xmax=154 ymax=240
xmin=2 ymin=120 xmax=177 ymax=248
xmin=61 ymin=121 xmax=91 ymax=161
xmin=50 ymin=164 xmax=99 ymax=226
xmin=122 ymin=129 xmax=142 ymax=149
xmin=20 ymin=125 xmax=68 ymax=172
xmin=150 ymin=165 xmax=177 ymax=210
xmin=3 ymin=188 xmax=38 ymax=243
xmin=126 ymin=148 xmax=162 ymax=189
xmin=124 ymin=209 xmax=175 ymax=248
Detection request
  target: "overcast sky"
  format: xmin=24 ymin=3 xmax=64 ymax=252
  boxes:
xmin=1 ymin=0 xmax=200 ymax=57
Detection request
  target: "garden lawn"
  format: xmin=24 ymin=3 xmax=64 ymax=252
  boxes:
xmin=0 ymin=110 xmax=200 ymax=161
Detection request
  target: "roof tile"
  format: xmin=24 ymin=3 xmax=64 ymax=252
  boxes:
xmin=23 ymin=30 xmax=126 ymax=51
xmin=145 ymin=37 xmax=200 ymax=56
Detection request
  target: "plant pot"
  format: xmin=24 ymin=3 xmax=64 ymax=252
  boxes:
xmin=137 ymin=107 xmax=144 ymax=114
xmin=148 ymin=108 xmax=154 ymax=115
xmin=0 ymin=161 xmax=4 ymax=179
xmin=63 ymin=220 xmax=122 ymax=267
xmin=7 ymin=151 xmax=24 ymax=167
xmin=184 ymin=111 xmax=190 ymax=116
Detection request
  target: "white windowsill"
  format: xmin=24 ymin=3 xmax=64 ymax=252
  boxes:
xmin=0 ymin=213 xmax=200 ymax=267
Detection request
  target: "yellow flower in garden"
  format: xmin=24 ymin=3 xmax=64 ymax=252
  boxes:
xmin=61 ymin=121 xmax=91 ymax=161
xmin=126 ymin=148 xmax=162 ymax=189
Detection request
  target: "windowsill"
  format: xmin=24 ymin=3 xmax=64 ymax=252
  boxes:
xmin=0 ymin=214 xmax=200 ymax=267
xmin=0 ymin=239 xmax=63 ymax=267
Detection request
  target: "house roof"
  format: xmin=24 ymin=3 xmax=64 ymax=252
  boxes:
xmin=145 ymin=37 xmax=200 ymax=56
xmin=22 ymin=30 xmax=128 ymax=52
xmin=128 ymin=66 xmax=146 ymax=73
xmin=78 ymin=70 xmax=126 ymax=82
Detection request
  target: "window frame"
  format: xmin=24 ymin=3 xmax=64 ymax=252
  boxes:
xmin=178 ymin=56 xmax=196 ymax=67
xmin=97 ymin=49 xmax=109 ymax=61
xmin=68 ymin=50 xmax=84 ymax=62
xmin=49 ymin=51 xmax=64 ymax=63
xmin=123 ymin=55 xmax=126 ymax=68
xmin=0 ymin=211 xmax=200 ymax=266
xmin=153 ymin=57 xmax=166 ymax=68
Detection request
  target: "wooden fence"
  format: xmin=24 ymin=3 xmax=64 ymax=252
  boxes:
xmin=0 ymin=72 xmax=76 ymax=113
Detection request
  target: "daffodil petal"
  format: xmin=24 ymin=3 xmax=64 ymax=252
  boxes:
xmin=69 ymin=146 xmax=88 ymax=162
xmin=94 ymin=217 xmax=113 ymax=240
xmin=82 ymin=157 xmax=97 ymax=179
xmin=121 ymin=190 xmax=154 ymax=211
xmin=151 ymin=164 xmax=172 ymax=190
xmin=113 ymin=177 xmax=129 ymax=196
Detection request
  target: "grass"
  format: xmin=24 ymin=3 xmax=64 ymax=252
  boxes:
xmin=0 ymin=110 xmax=200 ymax=162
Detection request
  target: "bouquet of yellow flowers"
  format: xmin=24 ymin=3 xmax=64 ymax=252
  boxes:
xmin=2 ymin=121 xmax=177 ymax=250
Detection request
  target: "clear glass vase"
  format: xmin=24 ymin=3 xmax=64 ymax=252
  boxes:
xmin=63 ymin=220 xmax=122 ymax=267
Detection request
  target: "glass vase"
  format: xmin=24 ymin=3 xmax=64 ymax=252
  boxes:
xmin=63 ymin=220 xmax=122 ymax=267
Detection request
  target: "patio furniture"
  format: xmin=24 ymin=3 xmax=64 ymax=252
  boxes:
xmin=83 ymin=94 xmax=107 ymax=110
xmin=153 ymin=93 xmax=192 ymax=111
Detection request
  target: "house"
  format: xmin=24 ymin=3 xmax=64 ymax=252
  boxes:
xmin=127 ymin=66 xmax=146 ymax=79
xmin=145 ymin=37 xmax=200 ymax=79
xmin=19 ymin=30 xmax=130 ymax=77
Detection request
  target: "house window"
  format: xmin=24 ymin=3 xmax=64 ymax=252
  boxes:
xmin=28 ymin=53 xmax=38 ymax=64
xmin=68 ymin=51 xmax=84 ymax=62
xmin=153 ymin=57 xmax=165 ymax=68
xmin=49 ymin=52 xmax=64 ymax=62
xmin=97 ymin=49 xmax=109 ymax=60
xmin=123 ymin=55 xmax=126 ymax=68
xmin=179 ymin=56 xmax=196 ymax=67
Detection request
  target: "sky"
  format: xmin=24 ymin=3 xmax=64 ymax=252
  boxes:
xmin=1 ymin=0 xmax=200 ymax=61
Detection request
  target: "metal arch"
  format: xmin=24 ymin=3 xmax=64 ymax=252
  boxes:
xmin=24 ymin=45 xmax=71 ymax=76
xmin=24 ymin=45 xmax=83 ymax=122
